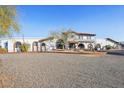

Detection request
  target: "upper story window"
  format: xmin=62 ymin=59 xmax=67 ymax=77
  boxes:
xmin=79 ymin=35 xmax=80 ymax=39
xmin=79 ymin=35 xmax=84 ymax=40
xmin=87 ymin=36 xmax=91 ymax=40
xmin=71 ymin=35 xmax=74 ymax=38
xmin=82 ymin=36 xmax=84 ymax=40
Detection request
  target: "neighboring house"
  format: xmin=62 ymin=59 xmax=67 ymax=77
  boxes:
xmin=120 ymin=42 xmax=124 ymax=49
xmin=106 ymin=38 xmax=121 ymax=49
xmin=0 ymin=31 xmax=123 ymax=52
xmin=96 ymin=38 xmax=122 ymax=50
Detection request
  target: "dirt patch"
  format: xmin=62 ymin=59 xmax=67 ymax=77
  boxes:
xmin=82 ymin=52 xmax=106 ymax=57
xmin=0 ymin=72 xmax=15 ymax=88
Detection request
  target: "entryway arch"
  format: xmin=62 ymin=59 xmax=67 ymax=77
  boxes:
xmin=32 ymin=41 xmax=38 ymax=52
xmin=14 ymin=41 xmax=22 ymax=52
xmin=40 ymin=42 xmax=46 ymax=52
xmin=78 ymin=43 xmax=85 ymax=49
xmin=56 ymin=39 xmax=64 ymax=49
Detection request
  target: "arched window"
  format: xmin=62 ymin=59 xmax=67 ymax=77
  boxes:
xmin=41 ymin=43 xmax=46 ymax=46
xmin=32 ymin=41 xmax=38 ymax=52
xmin=14 ymin=41 xmax=22 ymax=52
xmin=33 ymin=42 xmax=38 ymax=46
xmin=40 ymin=43 xmax=46 ymax=52
xmin=78 ymin=43 xmax=85 ymax=49
xmin=15 ymin=42 xmax=21 ymax=48
xmin=95 ymin=44 xmax=101 ymax=51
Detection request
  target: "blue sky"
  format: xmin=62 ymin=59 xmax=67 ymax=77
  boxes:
xmin=14 ymin=5 xmax=124 ymax=41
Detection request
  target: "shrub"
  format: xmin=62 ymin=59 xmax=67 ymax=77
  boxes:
xmin=105 ymin=45 xmax=112 ymax=50
xmin=19 ymin=43 xmax=29 ymax=52
xmin=0 ymin=48 xmax=7 ymax=53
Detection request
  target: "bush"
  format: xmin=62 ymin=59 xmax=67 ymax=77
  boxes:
xmin=105 ymin=45 xmax=112 ymax=50
xmin=19 ymin=43 xmax=29 ymax=52
xmin=0 ymin=48 xmax=7 ymax=53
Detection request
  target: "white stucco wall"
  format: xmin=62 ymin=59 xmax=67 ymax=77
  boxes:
xmin=96 ymin=39 xmax=107 ymax=48
xmin=96 ymin=38 xmax=120 ymax=49
xmin=0 ymin=37 xmax=121 ymax=52
xmin=0 ymin=37 xmax=42 ymax=52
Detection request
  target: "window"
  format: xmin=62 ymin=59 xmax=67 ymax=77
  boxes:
xmin=82 ymin=36 xmax=84 ymax=40
xmin=79 ymin=35 xmax=84 ymax=40
xmin=33 ymin=42 xmax=38 ymax=46
xmin=41 ymin=43 xmax=46 ymax=46
xmin=87 ymin=36 xmax=91 ymax=40
xmin=71 ymin=35 xmax=74 ymax=38
xmin=79 ymin=35 xmax=80 ymax=39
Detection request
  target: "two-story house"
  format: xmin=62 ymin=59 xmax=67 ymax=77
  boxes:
xmin=62 ymin=31 xmax=96 ymax=50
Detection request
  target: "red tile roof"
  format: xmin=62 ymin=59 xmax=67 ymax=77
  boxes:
xmin=63 ymin=31 xmax=96 ymax=36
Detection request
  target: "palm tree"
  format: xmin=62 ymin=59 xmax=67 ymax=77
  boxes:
xmin=0 ymin=6 xmax=19 ymax=36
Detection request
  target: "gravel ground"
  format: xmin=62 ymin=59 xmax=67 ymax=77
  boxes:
xmin=0 ymin=53 xmax=124 ymax=88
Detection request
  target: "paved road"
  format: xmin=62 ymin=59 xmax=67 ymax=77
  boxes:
xmin=107 ymin=49 xmax=124 ymax=55
xmin=0 ymin=53 xmax=124 ymax=88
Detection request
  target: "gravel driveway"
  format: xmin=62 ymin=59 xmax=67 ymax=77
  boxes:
xmin=0 ymin=53 xmax=124 ymax=88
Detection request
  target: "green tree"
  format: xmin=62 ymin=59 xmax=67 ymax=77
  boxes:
xmin=19 ymin=43 xmax=29 ymax=52
xmin=49 ymin=30 xmax=61 ymax=39
xmin=0 ymin=6 xmax=19 ymax=36
xmin=105 ymin=45 xmax=112 ymax=50
xmin=49 ymin=29 xmax=65 ymax=49
xmin=49 ymin=28 xmax=74 ymax=49
xmin=62 ymin=29 xmax=75 ymax=43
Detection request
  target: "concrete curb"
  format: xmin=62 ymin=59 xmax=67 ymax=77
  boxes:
xmin=0 ymin=51 xmax=106 ymax=56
